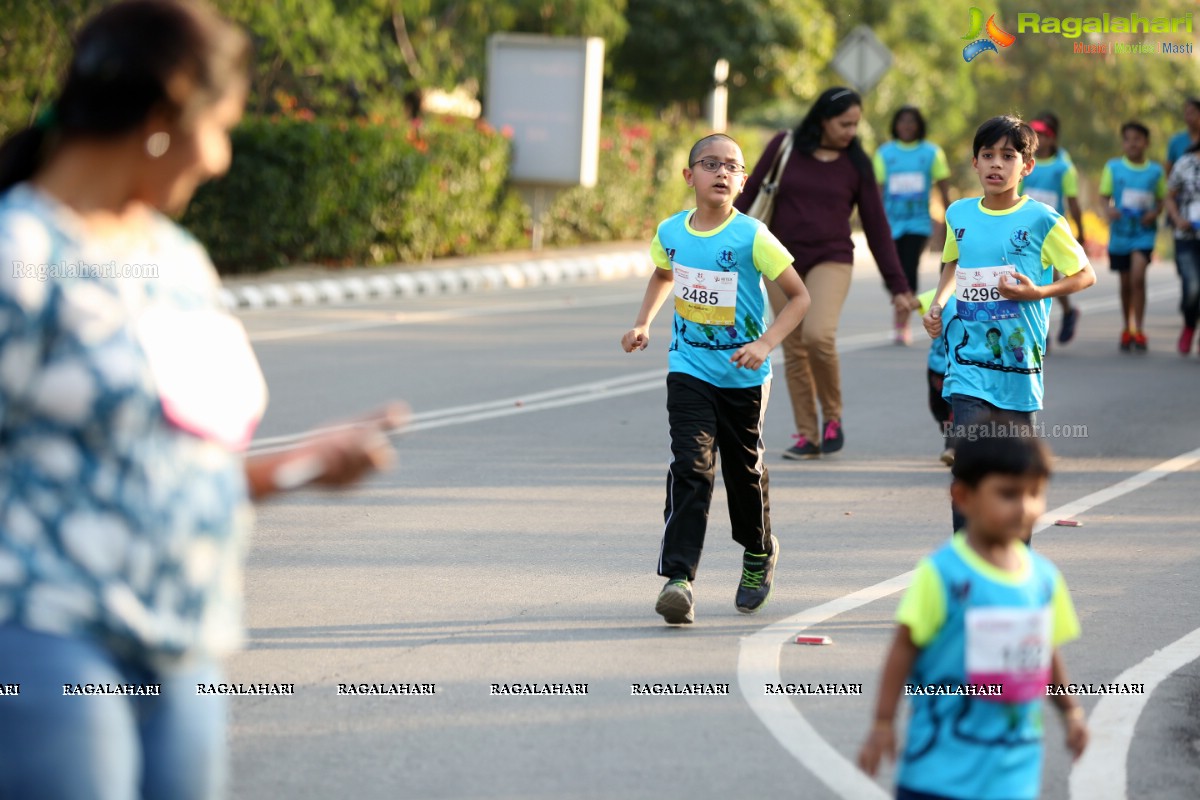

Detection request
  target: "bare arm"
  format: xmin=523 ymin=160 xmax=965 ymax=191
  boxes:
xmin=922 ymin=259 xmax=958 ymax=338
xmin=1050 ymin=650 xmax=1089 ymax=760
xmin=1067 ymin=196 xmax=1085 ymax=242
xmin=621 ymin=268 xmax=674 ymax=352
xmin=244 ymin=406 xmax=403 ymax=501
xmin=729 ymin=266 xmax=809 ymax=370
xmin=931 ymin=179 xmax=953 ymax=253
xmin=936 ymin=178 xmax=953 ymax=219
xmin=858 ymin=625 xmax=920 ymax=775
xmin=758 ymin=267 xmax=809 ymax=349
xmin=998 ymin=263 xmax=1096 ymax=302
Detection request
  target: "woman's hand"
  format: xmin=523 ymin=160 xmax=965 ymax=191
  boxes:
xmin=247 ymin=404 xmax=406 ymax=499
xmin=892 ymin=292 xmax=918 ymax=312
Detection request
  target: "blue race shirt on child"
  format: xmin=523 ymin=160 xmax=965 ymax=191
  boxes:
xmin=1020 ymin=154 xmax=1077 ymax=215
xmin=650 ymin=209 xmax=792 ymax=389
xmin=941 ymin=197 xmax=1089 ymax=412
xmin=1168 ymin=130 xmax=1196 ymax=165
xmin=874 ymin=141 xmax=951 ymax=238
xmin=927 ymin=296 xmax=958 ymax=375
xmin=1100 ymin=157 xmax=1166 ymax=254
xmin=895 ymin=535 xmax=1080 ymax=800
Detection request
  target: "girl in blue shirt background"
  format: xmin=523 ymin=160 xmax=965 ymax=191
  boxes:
xmin=875 ymin=107 xmax=953 ymax=345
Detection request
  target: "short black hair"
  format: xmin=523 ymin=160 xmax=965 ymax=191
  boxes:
xmin=1121 ymin=121 xmax=1150 ymax=140
xmin=951 ymin=414 xmax=1052 ymax=488
xmin=1185 ymin=97 xmax=1200 ymax=114
xmin=972 ymin=115 xmax=1036 ymax=161
xmin=689 ymin=133 xmax=739 ymax=167
xmin=891 ymin=105 xmax=927 ymax=141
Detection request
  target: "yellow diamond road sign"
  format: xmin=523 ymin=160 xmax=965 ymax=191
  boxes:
xmin=831 ymin=26 xmax=892 ymax=94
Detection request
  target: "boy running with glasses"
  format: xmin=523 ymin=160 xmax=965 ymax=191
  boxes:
xmin=621 ymin=134 xmax=810 ymax=624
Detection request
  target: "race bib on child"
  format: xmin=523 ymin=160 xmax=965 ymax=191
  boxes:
xmin=887 ymin=171 xmax=926 ymax=199
xmin=1119 ymin=187 xmax=1154 ymax=213
xmin=137 ymin=306 xmax=267 ymax=451
xmin=1026 ymin=188 xmax=1060 ymax=209
xmin=673 ymin=264 xmax=738 ymax=326
xmin=965 ymin=606 xmax=1052 ymax=703
xmin=955 ymin=265 xmax=1020 ymax=321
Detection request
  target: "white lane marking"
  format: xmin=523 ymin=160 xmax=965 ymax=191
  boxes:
xmin=1070 ymin=285 xmax=1174 ymax=316
xmin=737 ymin=446 xmax=1200 ymax=800
xmin=246 ymin=328 xmax=896 ymax=455
xmin=247 ymin=369 xmax=665 ymax=455
xmin=244 ymin=292 xmax=644 ymax=343
xmin=1070 ymin=626 xmax=1200 ymax=800
xmin=242 ymin=267 xmax=1177 ymax=345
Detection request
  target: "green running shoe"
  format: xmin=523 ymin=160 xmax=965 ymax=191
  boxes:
xmin=736 ymin=535 xmax=779 ymax=614
xmin=655 ymin=577 xmax=694 ymax=625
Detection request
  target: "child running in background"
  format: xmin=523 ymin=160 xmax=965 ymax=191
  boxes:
xmin=875 ymin=106 xmax=953 ymax=345
xmin=858 ymin=425 xmax=1088 ymax=800
xmin=924 ymin=116 xmax=1095 ymax=533
xmin=918 ymin=291 xmax=957 ymax=466
xmin=1101 ymin=121 xmax=1166 ymax=352
xmin=621 ymin=133 xmax=810 ymax=625
xmin=1165 ymin=139 xmax=1200 ymax=354
xmin=1023 ymin=112 xmax=1086 ymax=345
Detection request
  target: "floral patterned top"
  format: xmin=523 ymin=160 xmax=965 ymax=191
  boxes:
xmin=1168 ymin=151 xmax=1200 ymax=241
xmin=0 ymin=183 xmax=266 ymax=668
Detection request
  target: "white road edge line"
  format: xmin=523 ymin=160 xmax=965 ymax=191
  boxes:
xmin=1070 ymin=627 xmax=1200 ymax=800
xmin=246 ymin=330 xmax=895 ymax=455
xmin=737 ymin=445 xmax=1200 ymax=800
xmin=245 ymin=283 xmax=1176 ymax=452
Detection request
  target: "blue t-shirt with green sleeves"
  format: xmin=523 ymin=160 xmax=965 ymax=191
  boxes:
xmin=1100 ymin=157 xmax=1166 ymax=253
xmin=895 ymin=535 xmax=1081 ymax=800
xmin=650 ymin=209 xmax=792 ymax=389
xmin=1019 ymin=153 xmax=1078 ymax=215
xmin=873 ymin=140 xmax=951 ymax=238
xmin=1168 ymin=130 xmax=1196 ymax=165
xmin=941 ymin=197 xmax=1089 ymax=411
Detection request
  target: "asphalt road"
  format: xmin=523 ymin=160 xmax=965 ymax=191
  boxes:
xmin=228 ymin=251 xmax=1200 ymax=800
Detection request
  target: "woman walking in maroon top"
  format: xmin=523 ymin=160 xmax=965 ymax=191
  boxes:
xmin=736 ymin=87 xmax=914 ymax=459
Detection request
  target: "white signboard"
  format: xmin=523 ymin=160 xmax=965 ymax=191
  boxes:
xmin=486 ymin=34 xmax=604 ymax=187
xmin=831 ymin=26 xmax=892 ymax=94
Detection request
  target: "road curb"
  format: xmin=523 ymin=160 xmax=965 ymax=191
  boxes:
xmin=219 ymin=248 xmax=655 ymax=310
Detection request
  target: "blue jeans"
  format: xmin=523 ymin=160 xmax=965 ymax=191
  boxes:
xmin=0 ymin=625 xmax=227 ymax=800
xmin=948 ymin=394 xmax=1037 ymax=533
xmin=1175 ymin=238 xmax=1200 ymax=329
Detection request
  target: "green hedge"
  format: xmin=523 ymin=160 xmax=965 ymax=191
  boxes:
xmin=183 ymin=114 xmax=774 ymax=273
xmin=183 ymin=115 xmax=527 ymax=271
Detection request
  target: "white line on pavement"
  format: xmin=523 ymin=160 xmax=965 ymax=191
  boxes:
xmin=737 ymin=445 xmax=1200 ymax=800
xmin=246 ymin=329 xmax=897 ymax=454
xmin=245 ymin=292 xmax=645 ymax=343
xmin=1069 ymin=626 xmax=1200 ymax=799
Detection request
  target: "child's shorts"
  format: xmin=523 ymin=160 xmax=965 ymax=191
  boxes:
xmin=1109 ymin=249 xmax=1153 ymax=272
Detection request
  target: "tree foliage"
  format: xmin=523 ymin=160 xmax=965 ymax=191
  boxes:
xmin=611 ymin=0 xmax=836 ymax=117
xmin=1 ymin=0 xmax=1198 ymax=206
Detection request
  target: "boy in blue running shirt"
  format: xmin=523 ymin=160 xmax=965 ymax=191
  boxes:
xmin=917 ymin=291 xmax=957 ymax=466
xmin=1101 ymin=121 xmax=1166 ymax=351
xmin=1023 ymin=113 xmax=1085 ymax=345
xmin=621 ymin=133 xmax=810 ymax=625
xmin=858 ymin=427 xmax=1088 ymax=800
xmin=923 ymin=116 xmax=1095 ymax=531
